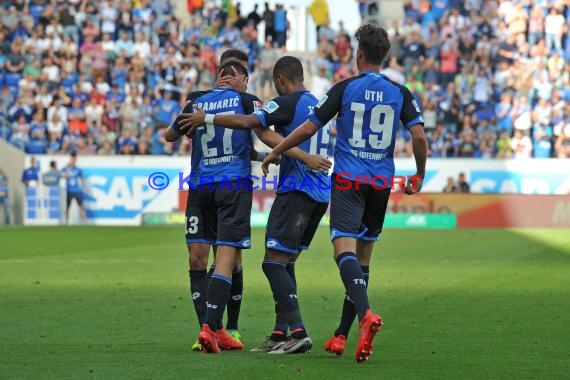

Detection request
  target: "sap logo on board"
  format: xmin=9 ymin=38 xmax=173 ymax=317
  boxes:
xmin=84 ymin=168 xmax=177 ymax=218
xmin=470 ymin=172 xmax=570 ymax=195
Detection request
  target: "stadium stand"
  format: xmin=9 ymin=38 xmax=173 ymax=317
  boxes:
xmin=0 ymin=0 xmax=568 ymax=158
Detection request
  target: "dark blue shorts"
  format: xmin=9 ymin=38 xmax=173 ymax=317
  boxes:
xmin=265 ymin=191 xmax=328 ymax=254
xmin=329 ymin=175 xmax=391 ymax=242
xmin=66 ymin=192 xmax=84 ymax=208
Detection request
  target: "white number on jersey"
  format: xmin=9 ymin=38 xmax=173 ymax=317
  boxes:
xmin=309 ymin=124 xmax=330 ymax=156
xmin=200 ymin=111 xmax=236 ymax=158
xmin=348 ymin=102 xmax=394 ymax=150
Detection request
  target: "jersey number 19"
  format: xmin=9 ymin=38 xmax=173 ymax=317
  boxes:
xmin=348 ymin=102 xmax=394 ymax=150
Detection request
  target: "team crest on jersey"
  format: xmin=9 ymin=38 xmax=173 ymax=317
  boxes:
xmin=253 ymin=101 xmax=263 ymax=110
xmin=316 ymin=95 xmax=328 ymax=108
xmin=263 ymin=101 xmax=279 ymax=113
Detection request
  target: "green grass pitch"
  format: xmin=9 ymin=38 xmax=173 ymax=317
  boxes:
xmin=1 ymin=227 xmax=569 ymax=379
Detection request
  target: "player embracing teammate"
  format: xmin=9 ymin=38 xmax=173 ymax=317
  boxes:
xmin=181 ymin=56 xmax=332 ymax=354
xmin=171 ymin=22 xmax=427 ymax=363
xmin=263 ymin=24 xmax=428 ymax=362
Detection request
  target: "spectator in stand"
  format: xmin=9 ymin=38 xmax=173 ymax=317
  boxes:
xmin=0 ymin=166 xmax=10 ymax=225
xmin=263 ymin=2 xmax=275 ymax=43
xmin=443 ymin=177 xmax=457 ymax=193
xmin=457 ymin=173 xmax=470 ymax=193
xmin=0 ymin=1 xmax=567 ymax=160
xmin=555 ymin=123 xmax=570 ymax=158
xmin=308 ymin=0 xmax=329 ymax=43
xmin=273 ymin=4 xmax=287 ymax=48
xmin=21 ymin=157 xmax=39 ymax=187
xmin=511 ymin=130 xmax=533 ymax=159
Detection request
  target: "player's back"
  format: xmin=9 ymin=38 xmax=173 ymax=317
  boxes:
xmin=328 ymin=71 xmax=423 ymax=178
xmin=266 ymin=91 xmax=330 ymax=203
xmin=183 ymin=88 xmax=261 ymax=184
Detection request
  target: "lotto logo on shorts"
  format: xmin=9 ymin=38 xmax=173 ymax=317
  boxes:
xmin=266 ymin=239 xmax=279 ymax=248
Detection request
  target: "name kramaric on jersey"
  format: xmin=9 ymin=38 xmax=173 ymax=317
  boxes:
xmin=195 ymin=97 xmax=240 ymax=112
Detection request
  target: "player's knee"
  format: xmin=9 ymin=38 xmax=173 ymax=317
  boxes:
xmin=187 ymin=244 xmax=209 ymax=270
xmin=264 ymin=249 xmax=290 ymax=264
xmin=189 ymin=254 xmax=208 ymax=270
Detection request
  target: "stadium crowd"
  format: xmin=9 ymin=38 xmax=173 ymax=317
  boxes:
xmin=0 ymin=0 xmax=568 ymax=158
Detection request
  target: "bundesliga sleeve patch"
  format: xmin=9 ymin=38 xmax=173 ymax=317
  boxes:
xmin=316 ymin=95 xmax=328 ymax=108
xmin=253 ymin=100 xmax=263 ymax=110
xmin=263 ymin=100 xmax=279 ymax=113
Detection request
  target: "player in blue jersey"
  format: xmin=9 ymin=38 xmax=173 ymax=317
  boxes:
xmin=179 ymin=56 xmax=333 ymax=354
xmin=262 ymin=24 xmax=428 ymax=363
xmin=167 ymin=59 xmax=261 ymax=353
xmin=166 ymin=50 xmax=255 ymax=352
xmin=61 ymin=152 xmax=87 ymax=224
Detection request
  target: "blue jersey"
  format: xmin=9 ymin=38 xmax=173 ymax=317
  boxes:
xmin=62 ymin=166 xmax=83 ymax=193
xmin=310 ymin=71 xmax=424 ymax=179
xmin=254 ymin=91 xmax=330 ymax=203
xmin=173 ymin=88 xmax=261 ymax=185
xmin=0 ymin=173 xmax=8 ymax=196
xmin=21 ymin=167 xmax=39 ymax=183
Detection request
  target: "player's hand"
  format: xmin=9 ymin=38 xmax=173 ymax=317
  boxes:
xmin=404 ymin=174 xmax=424 ymax=195
xmin=303 ymin=155 xmax=332 ymax=173
xmin=178 ymin=105 xmax=206 ymax=133
xmin=261 ymin=151 xmax=280 ymax=176
xmin=215 ymin=67 xmax=248 ymax=92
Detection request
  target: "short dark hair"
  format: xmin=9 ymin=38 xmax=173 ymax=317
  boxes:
xmin=218 ymin=61 xmax=248 ymax=78
xmin=220 ymin=49 xmax=248 ymax=66
xmin=273 ymin=56 xmax=304 ymax=83
xmin=70 ymin=151 xmax=77 ymax=158
xmin=49 ymin=160 xmax=56 ymax=169
xmin=355 ymin=24 xmax=391 ymax=65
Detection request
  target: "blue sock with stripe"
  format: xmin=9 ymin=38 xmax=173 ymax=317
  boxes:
xmin=262 ymin=260 xmax=306 ymax=337
xmin=226 ymin=266 xmax=243 ymax=330
xmin=273 ymin=262 xmax=297 ymax=335
xmin=336 ymin=252 xmax=369 ymax=321
xmin=335 ymin=265 xmax=369 ymax=337
xmin=189 ymin=269 xmax=208 ymax=326
xmin=204 ymin=273 xmax=232 ymax=331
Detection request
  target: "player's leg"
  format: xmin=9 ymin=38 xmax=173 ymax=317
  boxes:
xmin=258 ymin=192 xmax=322 ymax=354
xmin=185 ymin=189 xmax=212 ymax=351
xmin=325 ymin=179 xmax=382 ymax=362
xmin=225 ymin=249 xmax=243 ymax=340
xmin=332 ymin=239 xmax=373 ymax=343
xmin=76 ymin=193 xmax=87 ymax=224
xmin=349 ymin=187 xmax=391 ymax=362
xmin=65 ymin=192 xmax=72 ymax=224
xmin=198 ymin=181 xmax=251 ymax=353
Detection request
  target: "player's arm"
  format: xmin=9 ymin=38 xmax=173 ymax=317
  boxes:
xmin=254 ymin=127 xmax=331 ymax=172
xmin=249 ymin=96 xmax=330 ymax=169
xmin=262 ymin=83 xmax=345 ymax=174
xmin=178 ymin=108 xmax=261 ymax=130
xmin=165 ymin=92 xmax=204 ymax=141
xmin=400 ymin=86 xmax=427 ymax=195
